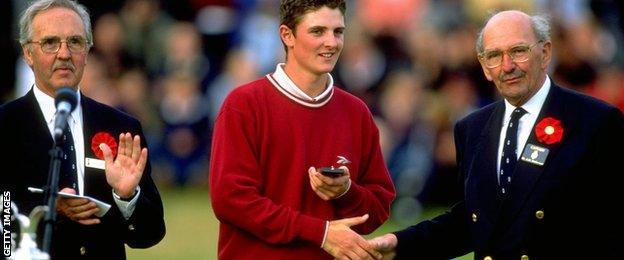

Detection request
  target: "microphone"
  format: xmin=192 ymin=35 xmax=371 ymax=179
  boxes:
xmin=53 ymin=87 xmax=78 ymax=142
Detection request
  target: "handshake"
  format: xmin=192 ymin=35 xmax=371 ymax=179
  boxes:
xmin=323 ymin=214 xmax=398 ymax=260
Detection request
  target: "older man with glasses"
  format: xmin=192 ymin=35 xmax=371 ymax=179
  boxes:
xmin=368 ymin=10 xmax=624 ymax=259
xmin=0 ymin=0 xmax=165 ymax=259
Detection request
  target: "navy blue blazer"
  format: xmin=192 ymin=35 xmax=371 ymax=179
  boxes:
xmin=394 ymin=84 xmax=624 ymax=259
xmin=0 ymin=90 xmax=165 ymax=259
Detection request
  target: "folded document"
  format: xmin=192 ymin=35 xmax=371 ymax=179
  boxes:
xmin=28 ymin=187 xmax=111 ymax=217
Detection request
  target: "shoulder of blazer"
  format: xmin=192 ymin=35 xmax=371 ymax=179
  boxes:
xmin=456 ymin=100 xmax=503 ymax=132
xmin=552 ymin=84 xmax=618 ymax=115
xmin=0 ymin=91 xmax=36 ymax=117
xmin=81 ymin=94 xmax=141 ymax=126
xmin=548 ymin=84 xmax=623 ymax=134
xmin=0 ymin=91 xmax=42 ymax=130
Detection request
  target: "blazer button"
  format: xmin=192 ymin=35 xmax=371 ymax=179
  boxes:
xmin=535 ymin=210 xmax=544 ymax=220
xmin=80 ymin=246 xmax=87 ymax=255
xmin=472 ymin=213 xmax=478 ymax=222
xmin=484 ymin=256 xmax=493 ymax=260
xmin=521 ymin=255 xmax=529 ymax=260
xmin=128 ymin=224 xmax=135 ymax=231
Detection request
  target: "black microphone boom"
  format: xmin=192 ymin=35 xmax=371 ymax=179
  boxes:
xmin=53 ymin=87 xmax=78 ymax=142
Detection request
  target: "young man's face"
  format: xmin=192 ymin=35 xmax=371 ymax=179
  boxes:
xmin=281 ymin=6 xmax=345 ymax=76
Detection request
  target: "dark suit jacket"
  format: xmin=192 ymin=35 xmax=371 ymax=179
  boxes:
xmin=0 ymin=90 xmax=165 ymax=259
xmin=394 ymin=83 xmax=624 ymax=259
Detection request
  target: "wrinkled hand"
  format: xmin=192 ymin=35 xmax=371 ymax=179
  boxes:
xmin=99 ymin=132 xmax=147 ymax=198
xmin=368 ymin=233 xmax=398 ymax=260
xmin=308 ymin=166 xmax=351 ymax=200
xmin=56 ymin=188 xmax=100 ymax=225
xmin=322 ymin=214 xmax=382 ymax=260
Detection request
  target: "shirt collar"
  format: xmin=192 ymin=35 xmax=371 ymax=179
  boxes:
xmin=503 ymin=76 xmax=551 ymax=118
xmin=33 ymin=85 xmax=83 ymax=126
xmin=267 ymin=63 xmax=334 ymax=108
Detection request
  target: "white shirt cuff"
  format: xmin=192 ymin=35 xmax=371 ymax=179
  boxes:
xmin=321 ymin=221 xmax=329 ymax=248
xmin=112 ymin=186 xmax=141 ymax=220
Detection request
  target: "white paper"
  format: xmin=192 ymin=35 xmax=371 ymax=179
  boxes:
xmin=28 ymin=187 xmax=111 ymax=217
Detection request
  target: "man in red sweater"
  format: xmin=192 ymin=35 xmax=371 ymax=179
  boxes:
xmin=209 ymin=0 xmax=396 ymax=259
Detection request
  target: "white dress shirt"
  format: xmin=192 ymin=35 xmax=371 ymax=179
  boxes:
xmin=496 ymin=77 xmax=551 ymax=181
xmin=33 ymin=86 xmax=138 ymax=219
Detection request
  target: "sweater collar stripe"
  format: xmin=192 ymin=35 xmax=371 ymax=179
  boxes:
xmin=267 ymin=74 xmax=333 ymax=108
xmin=266 ymin=64 xmax=334 ymax=108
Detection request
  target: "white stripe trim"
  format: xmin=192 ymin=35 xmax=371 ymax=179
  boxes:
xmin=266 ymin=75 xmax=334 ymax=108
xmin=267 ymin=63 xmax=334 ymax=108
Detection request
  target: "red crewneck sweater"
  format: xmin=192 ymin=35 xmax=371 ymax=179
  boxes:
xmin=209 ymin=74 xmax=395 ymax=259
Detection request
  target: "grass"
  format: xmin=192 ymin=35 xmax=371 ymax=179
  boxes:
xmin=127 ymin=186 xmax=218 ymax=259
xmin=127 ymin=186 xmax=471 ymax=259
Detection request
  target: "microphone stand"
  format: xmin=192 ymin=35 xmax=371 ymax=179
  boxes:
xmin=42 ymin=135 xmax=64 ymax=254
xmin=41 ymin=87 xmax=77 ymax=255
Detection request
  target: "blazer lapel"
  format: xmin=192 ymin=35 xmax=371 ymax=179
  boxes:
xmin=80 ymin=96 xmax=110 ymax=198
xmin=23 ymin=90 xmax=56 ymax=183
xmin=81 ymin=96 xmax=96 ymax=159
xmin=23 ymin=90 xmax=55 ymax=147
xmin=499 ymin=85 xmax=571 ymax=226
xmin=467 ymin=101 xmax=506 ymax=224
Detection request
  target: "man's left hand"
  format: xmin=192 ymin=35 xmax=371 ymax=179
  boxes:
xmin=56 ymin=188 xmax=100 ymax=225
xmin=99 ymin=132 xmax=147 ymax=199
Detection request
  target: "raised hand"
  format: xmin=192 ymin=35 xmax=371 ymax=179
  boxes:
xmin=99 ymin=132 xmax=147 ymax=198
xmin=322 ymin=214 xmax=382 ymax=260
xmin=308 ymin=166 xmax=351 ymax=200
xmin=56 ymin=188 xmax=100 ymax=225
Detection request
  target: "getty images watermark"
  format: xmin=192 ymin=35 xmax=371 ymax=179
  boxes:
xmin=2 ymin=191 xmax=11 ymax=257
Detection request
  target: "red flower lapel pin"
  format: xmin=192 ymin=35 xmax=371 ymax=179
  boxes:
xmin=535 ymin=117 xmax=563 ymax=145
xmin=91 ymin=132 xmax=117 ymax=159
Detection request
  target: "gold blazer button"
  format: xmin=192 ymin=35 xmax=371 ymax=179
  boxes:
xmin=535 ymin=210 xmax=544 ymax=219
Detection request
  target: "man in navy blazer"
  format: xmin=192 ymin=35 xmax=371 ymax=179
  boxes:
xmin=0 ymin=0 xmax=164 ymax=259
xmin=368 ymin=10 xmax=624 ymax=259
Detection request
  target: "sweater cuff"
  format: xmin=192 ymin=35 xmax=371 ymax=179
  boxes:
xmin=333 ymin=180 xmax=363 ymax=207
xmin=297 ymin=214 xmax=326 ymax=246
xmin=334 ymin=179 xmax=351 ymax=199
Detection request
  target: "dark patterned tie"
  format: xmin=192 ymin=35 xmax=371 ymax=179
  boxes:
xmin=499 ymin=107 xmax=527 ymax=195
xmin=59 ymin=122 xmax=79 ymax=193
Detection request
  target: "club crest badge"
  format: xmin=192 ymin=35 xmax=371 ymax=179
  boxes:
xmin=520 ymin=144 xmax=550 ymax=166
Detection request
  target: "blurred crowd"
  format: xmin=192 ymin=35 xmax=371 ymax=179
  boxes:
xmin=1 ymin=0 xmax=623 ymax=223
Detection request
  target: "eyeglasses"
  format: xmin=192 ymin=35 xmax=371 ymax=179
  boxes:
xmin=27 ymin=36 xmax=90 ymax=54
xmin=478 ymin=41 xmax=542 ymax=68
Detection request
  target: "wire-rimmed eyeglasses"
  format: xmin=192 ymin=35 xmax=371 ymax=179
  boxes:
xmin=27 ymin=36 xmax=90 ymax=54
xmin=478 ymin=41 xmax=542 ymax=68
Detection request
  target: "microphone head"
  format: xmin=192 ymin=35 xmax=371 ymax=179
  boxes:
xmin=54 ymin=87 xmax=78 ymax=113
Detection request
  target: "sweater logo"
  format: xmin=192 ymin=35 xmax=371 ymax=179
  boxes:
xmin=336 ymin=156 xmax=351 ymax=165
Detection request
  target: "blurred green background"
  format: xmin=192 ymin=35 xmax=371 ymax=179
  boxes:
xmin=126 ymin=186 xmax=471 ymax=260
